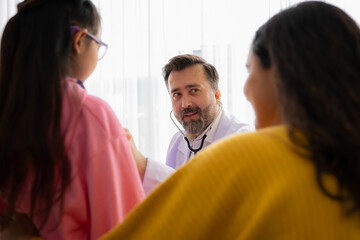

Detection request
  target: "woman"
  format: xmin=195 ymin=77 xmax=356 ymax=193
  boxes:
xmin=0 ymin=0 xmax=144 ymax=239
xmin=99 ymin=1 xmax=360 ymax=239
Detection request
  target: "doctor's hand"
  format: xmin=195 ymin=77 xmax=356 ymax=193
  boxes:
xmin=124 ymin=128 xmax=148 ymax=181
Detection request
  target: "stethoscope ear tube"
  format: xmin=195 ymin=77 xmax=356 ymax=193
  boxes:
xmin=184 ymin=134 xmax=207 ymax=155
xmin=170 ymin=110 xmax=185 ymax=134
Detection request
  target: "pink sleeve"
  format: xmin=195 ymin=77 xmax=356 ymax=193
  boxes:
xmin=86 ymin=131 xmax=145 ymax=240
xmin=72 ymin=94 xmax=145 ymax=240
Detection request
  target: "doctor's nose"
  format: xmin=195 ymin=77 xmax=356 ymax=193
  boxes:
xmin=181 ymin=96 xmax=193 ymax=109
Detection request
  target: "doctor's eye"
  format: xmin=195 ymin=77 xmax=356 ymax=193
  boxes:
xmin=172 ymin=92 xmax=181 ymax=99
xmin=190 ymin=88 xmax=200 ymax=94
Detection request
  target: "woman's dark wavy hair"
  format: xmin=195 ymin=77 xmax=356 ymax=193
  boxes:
xmin=253 ymin=1 xmax=360 ymax=214
xmin=0 ymin=0 xmax=100 ymax=229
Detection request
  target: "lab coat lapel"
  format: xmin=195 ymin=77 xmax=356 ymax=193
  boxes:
xmin=213 ymin=111 xmax=229 ymax=142
xmin=176 ymin=138 xmax=190 ymax=168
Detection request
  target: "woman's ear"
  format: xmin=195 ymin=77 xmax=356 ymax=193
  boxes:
xmin=72 ymin=28 xmax=88 ymax=55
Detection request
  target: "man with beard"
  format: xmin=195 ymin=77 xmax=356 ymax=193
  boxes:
xmin=128 ymin=54 xmax=252 ymax=194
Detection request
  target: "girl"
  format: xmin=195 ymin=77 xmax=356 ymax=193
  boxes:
xmin=0 ymin=0 xmax=145 ymax=239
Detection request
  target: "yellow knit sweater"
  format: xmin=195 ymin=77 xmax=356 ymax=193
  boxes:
xmin=100 ymin=125 xmax=360 ymax=240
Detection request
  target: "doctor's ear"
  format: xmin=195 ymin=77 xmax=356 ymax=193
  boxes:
xmin=215 ymin=89 xmax=221 ymax=104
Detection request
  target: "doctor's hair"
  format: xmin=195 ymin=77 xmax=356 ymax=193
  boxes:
xmin=253 ymin=1 xmax=360 ymax=214
xmin=0 ymin=0 xmax=100 ymax=229
xmin=162 ymin=54 xmax=219 ymax=91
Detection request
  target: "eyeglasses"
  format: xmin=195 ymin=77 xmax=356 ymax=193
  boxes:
xmin=70 ymin=25 xmax=108 ymax=60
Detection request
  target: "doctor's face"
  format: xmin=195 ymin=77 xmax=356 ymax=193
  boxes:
xmin=168 ymin=64 xmax=219 ymax=137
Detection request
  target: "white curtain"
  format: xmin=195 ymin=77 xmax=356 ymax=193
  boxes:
xmin=1 ymin=0 xmax=360 ymax=162
xmin=0 ymin=0 xmax=21 ymax=34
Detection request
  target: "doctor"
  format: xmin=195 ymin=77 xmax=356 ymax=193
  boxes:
xmin=128 ymin=54 xmax=252 ymax=194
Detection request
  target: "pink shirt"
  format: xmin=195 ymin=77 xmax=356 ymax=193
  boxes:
xmin=16 ymin=78 xmax=145 ymax=239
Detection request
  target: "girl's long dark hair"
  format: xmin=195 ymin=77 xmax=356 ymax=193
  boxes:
xmin=0 ymin=0 xmax=100 ymax=229
xmin=253 ymin=1 xmax=360 ymax=214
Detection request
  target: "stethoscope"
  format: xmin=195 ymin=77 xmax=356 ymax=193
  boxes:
xmin=169 ymin=102 xmax=223 ymax=155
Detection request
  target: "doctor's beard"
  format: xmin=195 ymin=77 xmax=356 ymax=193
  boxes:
xmin=180 ymin=104 xmax=216 ymax=135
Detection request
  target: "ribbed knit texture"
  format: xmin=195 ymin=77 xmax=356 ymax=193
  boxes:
xmin=101 ymin=125 xmax=360 ymax=240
